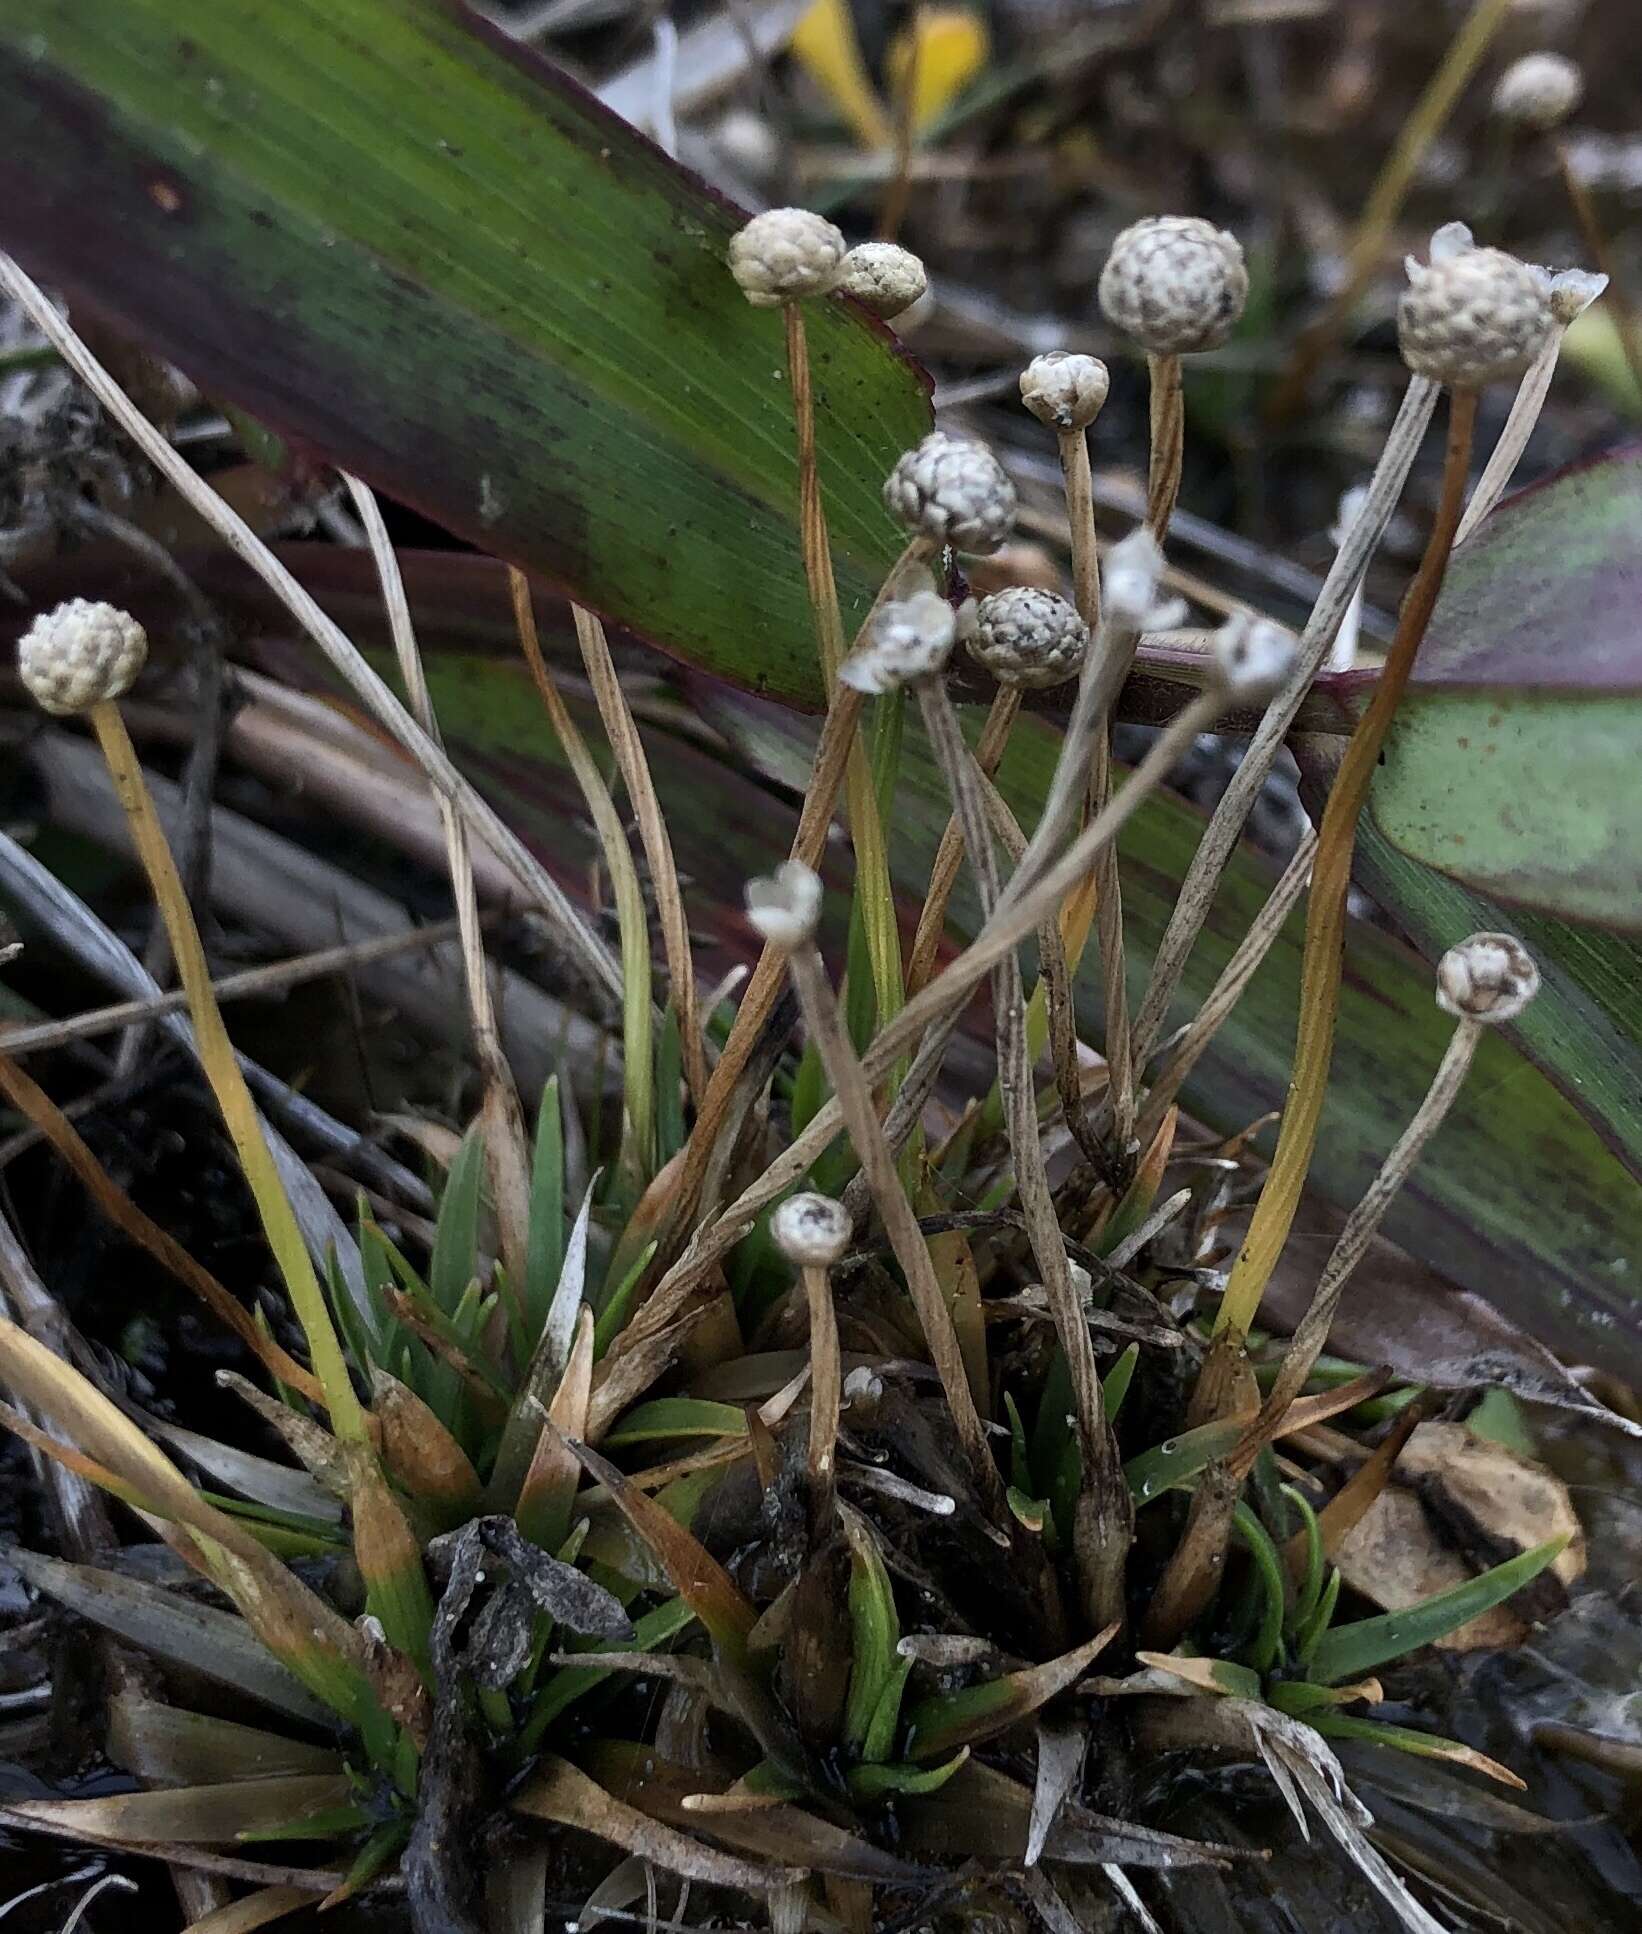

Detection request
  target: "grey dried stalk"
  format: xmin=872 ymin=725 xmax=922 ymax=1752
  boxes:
xmin=1133 ymin=828 xmax=1318 ymax=1152
xmin=346 ymin=475 xmax=533 ymax=1303
xmin=0 ymin=253 xmax=624 ymax=1017
xmin=1129 ymin=373 xmax=1440 ymax=1068
xmin=783 ymin=940 xmax=1009 ymax=1528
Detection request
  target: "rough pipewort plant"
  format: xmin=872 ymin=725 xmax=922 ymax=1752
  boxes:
xmin=0 ymin=187 xmax=1616 ymax=1933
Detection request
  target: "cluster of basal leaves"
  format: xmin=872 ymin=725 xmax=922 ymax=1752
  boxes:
xmin=2 ymin=1004 xmax=1568 ymax=1927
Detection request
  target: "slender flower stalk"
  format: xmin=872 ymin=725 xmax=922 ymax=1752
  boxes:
xmin=1246 ymin=934 xmax=1539 ymax=1450
xmin=1134 ymin=829 xmax=1317 ymax=1153
xmin=1144 ymin=352 xmax=1185 ymax=540
xmin=10 ymin=601 xmax=368 ymax=1445
xmin=746 ymin=864 xmax=1008 ymax=1525
xmin=1214 ymin=386 xmax=1478 ymax=1344
xmin=1129 ymin=374 xmax=1440 ymax=1070
xmin=770 ymin=1192 xmax=853 ymax=1539
xmin=1455 ymin=268 xmax=1607 ymax=545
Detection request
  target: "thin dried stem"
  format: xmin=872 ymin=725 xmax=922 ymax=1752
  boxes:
xmin=86 ymin=704 xmax=365 ymax=1443
xmin=574 ymin=607 xmax=708 ymax=1107
xmin=1216 ymin=386 xmax=1478 ymax=1342
xmin=802 ymin=1262 xmax=841 ymax=1538
xmin=0 ymin=1052 xmax=322 ymax=1403
xmin=785 ymin=299 xmax=901 ymax=1033
xmin=512 ymin=575 xmax=656 ymax=1186
xmin=1553 ymin=141 xmax=1642 ymax=400
xmin=1144 ymin=352 xmax=1184 ymax=540
xmin=1248 ymin=1016 xmax=1481 ymax=1444
xmin=664 ymin=543 xmax=921 ymax=1244
xmin=905 ymin=686 xmax=1021 ymax=996
xmin=0 ymin=253 xmax=622 ymax=1014
xmin=625 ymin=691 xmax=1229 ymax=1339
xmin=1455 ymin=326 xmax=1569 ymax=545
xmin=921 ymin=674 xmax=1128 ymax=1628
xmin=1130 ymin=374 xmax=1440 ymax=1068
xmin=0 ymin=918 xmax=466 ymax=1058
xmin=347 ymin=476 xmax=533 ymax=1304
xmin=785 ymin=943 xmax=1008 ymax=1526
xmin=1057 ymin=426 xmax=1102 ymax=632
xmin=1134 ymin=829 xmax=1318 ymax=1150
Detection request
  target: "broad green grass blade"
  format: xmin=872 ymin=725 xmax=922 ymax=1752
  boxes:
xmin=1307 ymin=1536 xmax=1569 ymax=1685
xmin=0 ymin=0 xmax=928 ymax=701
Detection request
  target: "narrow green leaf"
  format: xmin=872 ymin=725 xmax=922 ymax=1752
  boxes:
xmin=601 ymin=1398 xmax=747 ymax=1447
xmin=1282 ymin=1484 xmax=1325 ymax=1635
xmin=1305 ymin=1712 xmax=1528 ymax=1788
xmin=902 ymin=1626 xmax=1114 ymax=1763
xmin=841 ymin=1510 xmax=901 ymax=1757
xmin=1308 ymin=1536 xmax=1569 ymax=1686
xmin=1124 ymin=1419 xmax=1245 ymax=1505
xmin=519 ymin=1596 xmax=696 ymax=1750
xmin=1231 ymin=1502 xmax=1287 ymax=1675
xmin=848 ymin=1748 xmax=969 ymax=1800
xmin=429 ymin=1128 xmax=485 ymax=1318
xmin=524 ymin=1076 xmax=566 ymax=1344
xmin=1102 ymin=1343 xmax=1140 ymax=1424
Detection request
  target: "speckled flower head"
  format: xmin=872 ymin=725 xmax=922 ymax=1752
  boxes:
xmin=1212 ymin=612 xmax=1296 ymax=698
xmin=727 ymin=207 xmax=847 ymax=307
xmin=1436 ymin=932 xmax=1539 ymax=1023
xmin=968 ymin=585 xmax=1086 ymax=690
xmin=1019 ymin=351 xmax=1110 ymax=432
xmin=1398 ymin=223 xmax=1554 ymax=387
xmin=744 ymin=860 xmax=822 ymax=950
xmin=883 ymin=432 xmax=1016 ymax=553
xmin=1492 ymin=52 xmax=1583 ymax=130
xmin=837 ymin=242 xmax=927 ymax=319
xmin=17 ymin=599 xmax=147 ymax=715
xmin=1098 ymin=216 xmax=1248 ymax=355
xmin=770 ymin=1192 xmax=853 ymax=1266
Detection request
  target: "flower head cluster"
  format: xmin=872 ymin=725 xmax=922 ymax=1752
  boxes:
xmin=1436 ymin=932 xmax=1540 ymax=1023
xmin=17 ymin=599 xmax=147 ymax=715
xmin=884 ymin=432 xmax=1016 ymax=553
xmin=728 ymin=208 xmax=847 ymax=307
xmin=1399 ymin=224 xmax=1554 ymax=387
xmin=1099 ymin=216 xmax=1248 ymax=355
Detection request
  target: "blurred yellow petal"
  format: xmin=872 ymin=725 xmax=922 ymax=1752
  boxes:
xmin=888 ymin=6 xmax=990 ymax=133
xmin=793 ymin=0 xmax=893 ymax=149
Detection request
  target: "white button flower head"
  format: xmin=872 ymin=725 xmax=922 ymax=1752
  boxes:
xmin=1098 ymin=216 xmax=1249 ymax=355
xmin=841 ymin=585 xmax=956 ymax=694
xmin=728 ymin=207 xmax=847 ymax=308
xmin=1436 ymin=932 xmax=1540 ymax=1024
xmin=17 ymin=599 xmax=147 ymax=716
xmin=837 ymin=242 xmax=927 ymax=319
xmin=1101 ymin=526 xmax=1184 ymax=631
xmin=968 ymin=586 xmax=1087 ymax=690
xmin=1492 ymin=52 xmax=1583 ymax=130
xmin=1019 ymin=352 xmax=1110 ymax=432
xmin=770 ymin=1191 xmax=853 ymax=1267
xmin=1398 ymin=224 xmax=1554 ymax=388
xmin=884 ymin=432 xmax=1016 ymax=554
xmin=1213 ymin=613 xmax=1296 ymax=699
xmin=745 ymin=859 xmax=822 ymax=951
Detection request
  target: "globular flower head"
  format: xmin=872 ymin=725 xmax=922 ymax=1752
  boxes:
xmin=1398 ymin=224 xmax=1554 ymax=387
xmin=770 ymin=1191 xmax=853 ymax=1266
xmin=883 ymin=432 xmax=1016 ymax=553
xmin=1019 ymin=351 xmax=1110 ymax=432
xmin=728 ymin=208 xmax=847 ymax=307
xmin=837 ymin=242 xmax=927 ymax=319
xmin=841 ymin=580 xmax=958 ymax=694
xmin=1098 ymin=216 xmax=1248 ymax=355
xmin=17 ymin=599 xmax=147 ymax=716
xmin=1212 ymin=612 xmax=1296 ymax=698
xmin=1492 ymin=52 xmax=1583 ymax=130
xmin=968 ymin=585 xmax=1087 ymax=690
xmin=745 ymin=860 xmax=822 ymax=950
xmin=1436 ymin=932 xmax=1540 ymax=1023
